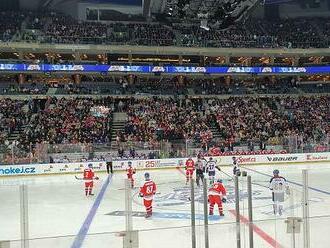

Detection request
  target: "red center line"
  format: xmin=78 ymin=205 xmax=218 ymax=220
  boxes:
xmin=176 ymin=166 xmax=284 ymax=248
xmin=228 ymin=210 xmax=284 ymax=248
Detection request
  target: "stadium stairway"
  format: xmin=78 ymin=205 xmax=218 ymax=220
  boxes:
xmin=7 ymin=103 xmax=31 ymax=142
xmin=47 ymin=88 xmax=58 ymax=95
xmin=7 ymin=124 xmax=27 ymax=142
xmin=110 ymin=112 xmax=127 ymax=149
xmin=209 ymin=123 xmax=222 ymax=139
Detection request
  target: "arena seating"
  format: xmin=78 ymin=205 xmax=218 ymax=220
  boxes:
xmin=0 ymin=11 xmax=26 ymax=41
xmin=0 ymin=11 xmax=329 ymax=48
xmin=44 ymin=14 xmax=108 ymax=44
xmin=122 ymin=97 xmax=213 ymax=144
xmin=0 ymin=94 xmax=328 ymax=164
xmin=116 ymin=96 xmax=329 ymax=149
xmin=1 ymin=77 xmax=328 ymax=96
xmin=0 ymin=99 xmax=30 ymax=144
xmin=15 ymin=98 xmax=112 ymax=153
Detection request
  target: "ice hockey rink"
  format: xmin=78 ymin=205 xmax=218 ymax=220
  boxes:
xmin=1 ymin=162 xmax=330 ymax=248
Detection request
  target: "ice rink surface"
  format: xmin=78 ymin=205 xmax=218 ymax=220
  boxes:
xmin=1 ymin=162 xmax=330 ymax=248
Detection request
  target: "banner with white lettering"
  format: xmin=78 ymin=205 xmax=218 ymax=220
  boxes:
xmin=0 ymin=152 xmax=329 ymax=176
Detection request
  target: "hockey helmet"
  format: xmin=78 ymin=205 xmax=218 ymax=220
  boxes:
xmin=144 ymin=172 xmax=150 ymax=180
xmin=217 ymin=179 xmax=223 ymax=183
xmin=273 ymin=169 xmax=279 ymax=175
xmin=88 ymin=163 xmax=93 ymax=168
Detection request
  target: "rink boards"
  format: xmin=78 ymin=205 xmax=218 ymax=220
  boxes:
xmin=1 ymin=158 xmax=330 ymax=247
xmin=0 ymin=152 xmax=329 ymax=177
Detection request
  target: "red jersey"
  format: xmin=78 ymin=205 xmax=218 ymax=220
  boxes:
xmin=83 ymin=169 xmax=95 ymax=182
xmin=140 ymin=180 xmax=157 ymax=200
xmin=209 ymin=182 xmax=226 ymax=196
xmin=126 ymin=167 xmax=135 ymax=179
xmin=185 ymin=159 xmax=195 ymax=171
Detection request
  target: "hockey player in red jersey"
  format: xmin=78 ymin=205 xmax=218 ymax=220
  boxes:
xmin=185 ymin=157 xmax=195 ymax=185
xmin=126 ymin=161 xmax=136 ymax=188
xmin=83 ymin=163 xmax=99 ymax=196
xmin=139 ymin=172 xmax=157 ymax=218
xmin=208 ymin=179 xmax=227 ymax=216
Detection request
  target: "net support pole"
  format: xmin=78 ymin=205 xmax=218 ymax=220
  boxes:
xmin=302 ymin=170 xmax=310 ymax=248
xmin=234 ymin=176 xmax=241 ymax=248
xmin=247 ymin=176 xmax=254 ymax=248
xmin=203 ymin=178 xmax=209 ymax=248
xmin=125 ymin=179 xmax=133 ymax=248
xmin=190 ymin=178 xmax=196 ymax=248
xmin=20 ymin=184 xmax=29 ymax=248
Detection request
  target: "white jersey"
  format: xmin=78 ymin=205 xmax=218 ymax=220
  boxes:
xmin=233 ymin=158 xmax=239 ymax=168
xmin=269 ymin=176 xmax=287 ymax=194
xmin=206 ymin=160 xmax=216 ymax=172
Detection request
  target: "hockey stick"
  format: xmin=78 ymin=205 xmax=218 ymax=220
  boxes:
xmin=75 ymin=176 xmax=100 ymax=181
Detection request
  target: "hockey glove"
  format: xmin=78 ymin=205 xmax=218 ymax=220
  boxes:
xmin=139 ymin=193 xmax=144 ymax=197
xmin=222 ymin=197 xmax=227 ymax=203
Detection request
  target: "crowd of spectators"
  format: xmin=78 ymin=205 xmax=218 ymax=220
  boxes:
xmin=0 ymin=95 xmax=328 ymax=164
xmin=280 ymin=96 xmax=329 ymax=143
xmin=0 ymin=11 xmax=26 ymax=41
xmin=16 ymin=98 xmax=112 ymax=154
xmin=127 ymin=23 xmax=175 ymax=46
xmin=175 ymin=18 xmax=329 ymax=48
xmin=114 ymin=95 xmax=329 ymax=151
xmin=204 ymin=96 xmax=329 ymax=146
xmin=42 ymin=16 xmax=329 ymax=48
xmin=256 ymin=18 xmax=326 ymax=49
xmin=0 ymin=10 xmax=329 ymax=48
xmin=44 ymin=14 xmax=108 ymax=44
xmin=0 ymin=99 xmax=30 ymax=144
xmin=120 ymin=98 xmax=213 ymax=147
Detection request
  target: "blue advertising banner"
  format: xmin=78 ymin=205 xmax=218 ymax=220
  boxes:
xmin=0 ymin=63 xmax=329 ymax=74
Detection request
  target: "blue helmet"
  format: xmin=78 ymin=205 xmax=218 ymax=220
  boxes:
xmin=144 ymin=172 xmax=150 ymax=180
xmin=217 ymin=179 xmax=223 ymax=183
xmin=88 ymin=163 xmax=93 ymax=168
xmin=273 ymin=169 xmax=279 ymax=175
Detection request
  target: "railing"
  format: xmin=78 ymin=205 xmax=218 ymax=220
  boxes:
xmin=0 ymin=134 xmax=328 ymax=165
xmin=28 ymin=34 xmax=330 ymax=49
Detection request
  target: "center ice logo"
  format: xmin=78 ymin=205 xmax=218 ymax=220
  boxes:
xmin=155 ymin=184 xmax=264 ymax=207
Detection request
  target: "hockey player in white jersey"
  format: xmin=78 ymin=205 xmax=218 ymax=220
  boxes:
xmin=206 ymin=157 xmax=217 ymax=185
xmin=232 ymin=156 xmax=240 ymax=176
xmin=269 ymin=169 xmax=290 ymax=216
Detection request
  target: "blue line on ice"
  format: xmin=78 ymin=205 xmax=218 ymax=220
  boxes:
xmin=71 ymin=174 xmax=112 ymax=248
xmin=244 ymin=167 xmax=330 ymax=195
